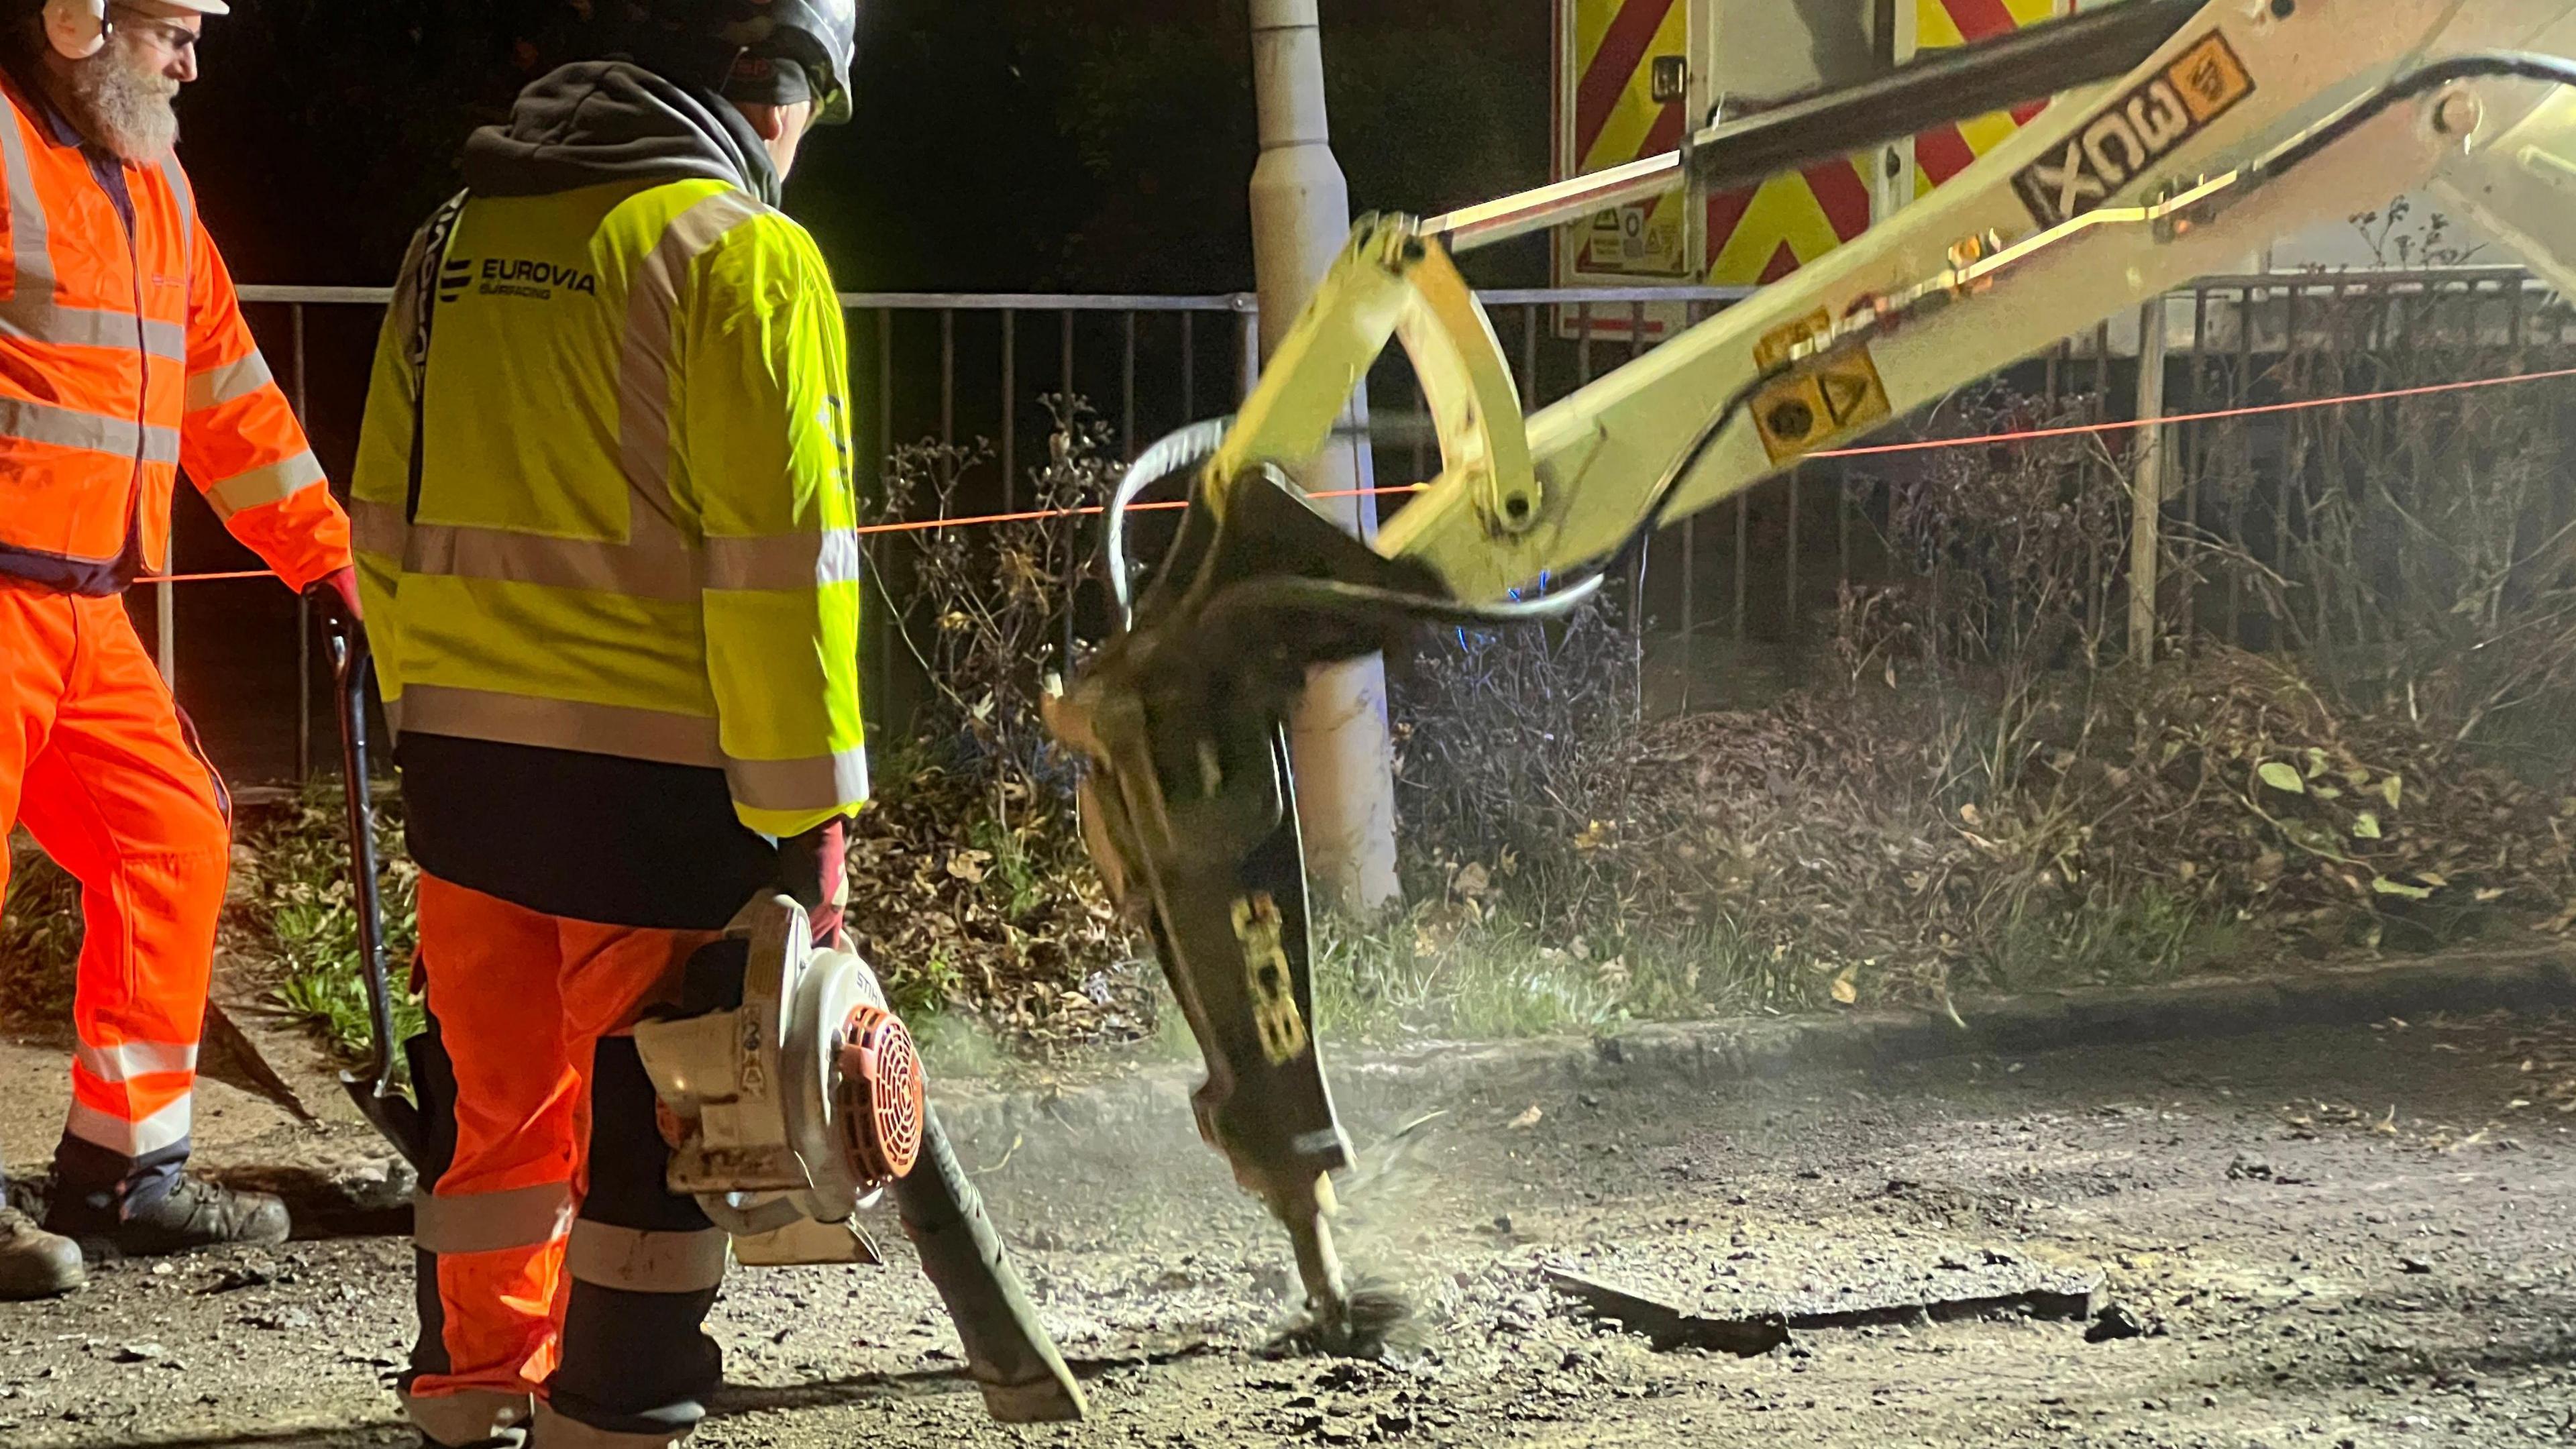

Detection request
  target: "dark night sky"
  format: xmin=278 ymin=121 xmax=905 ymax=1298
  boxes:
xmin=174 ymin=1 xmax=1557 ymax=294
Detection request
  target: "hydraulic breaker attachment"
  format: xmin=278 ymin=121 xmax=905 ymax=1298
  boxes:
xmin=1045 ymin=211 xmax=1589 ymax=1354
xmin=1047 ymin=467 xmax=1570 ymax=1353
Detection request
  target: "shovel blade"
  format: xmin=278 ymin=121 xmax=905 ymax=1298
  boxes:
xmin=341 ymin=1071 xmax=427 ymax=1171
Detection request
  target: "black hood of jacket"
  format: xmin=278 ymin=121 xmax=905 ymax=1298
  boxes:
xmin=461 ymin=60 xmax=780 ymax=207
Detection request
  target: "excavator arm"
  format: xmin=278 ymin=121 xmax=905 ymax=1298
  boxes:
xmin=1044 ymin=0 xmax=2576 ymax=1353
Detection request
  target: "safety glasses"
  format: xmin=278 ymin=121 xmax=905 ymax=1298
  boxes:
xmin=105 ymin=8 xmax=199 ymax=59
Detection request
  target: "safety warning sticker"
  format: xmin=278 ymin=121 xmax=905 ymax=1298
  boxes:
xmin=1750 ymin=311 xmax=1892 ymax=464
xmin=2011 ymin=30 xmax=2255 ymax=228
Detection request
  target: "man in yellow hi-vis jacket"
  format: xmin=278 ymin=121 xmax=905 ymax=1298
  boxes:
xmin=350 ymin=5 xmax=871 ymax=1446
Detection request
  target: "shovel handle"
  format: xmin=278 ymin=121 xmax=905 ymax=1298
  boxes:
xmin=315 ymin=602 xmax=399 ymax=1101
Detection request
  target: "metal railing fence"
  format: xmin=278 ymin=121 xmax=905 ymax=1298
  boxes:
xmin=166 ymin=268 xmax=2575 ymax=785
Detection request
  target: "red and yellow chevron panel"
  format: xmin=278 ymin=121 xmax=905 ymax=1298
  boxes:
xmin=1703 ymin=154 xmax=1876 ymax=286
xmin=1912 ymin=0 xmax=2068 ymax=196
xmin=1700 ymin=0 xmax=2064 ymax=286
xmin=1558 ymin=0 xmax=1690 ymax=280
xmin=1552 ymin=1 xmax=2070 ymax=321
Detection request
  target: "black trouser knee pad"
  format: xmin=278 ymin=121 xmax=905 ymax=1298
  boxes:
xmin=548 ymin=1037 xmax=724 ymax=1438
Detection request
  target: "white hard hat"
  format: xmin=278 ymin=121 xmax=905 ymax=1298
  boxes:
xmin=47 ymin=0 xmax=225 ymax=59
xmin=44 ymin=0 xmax=229 ymax=62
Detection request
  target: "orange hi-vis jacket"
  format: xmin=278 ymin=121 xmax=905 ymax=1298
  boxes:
xmin=0 ymin=72 xmax=347 ymax=596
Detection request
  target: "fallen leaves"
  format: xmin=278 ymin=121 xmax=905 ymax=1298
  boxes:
xmin=1420 ymin=643 xmax=2576 ymax=1016
xmin=2259 ymin=761 xmax=2307 ymax=795
xmin=844 ymin=761 xmax=1146 ymax=1049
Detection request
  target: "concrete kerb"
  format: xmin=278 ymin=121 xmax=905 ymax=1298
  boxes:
xmin=928 ymin=947 xmax=2576 ymax=1157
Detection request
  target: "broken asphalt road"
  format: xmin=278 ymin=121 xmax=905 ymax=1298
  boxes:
xmin=4 ymin=1012 xmax=2575 ymax=1447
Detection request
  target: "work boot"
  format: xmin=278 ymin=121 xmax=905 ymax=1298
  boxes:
xmin=47 ymin=1176 xmax=290 ymax=1258
xmin=0 ymin=1206 xmax=85 ymax=1299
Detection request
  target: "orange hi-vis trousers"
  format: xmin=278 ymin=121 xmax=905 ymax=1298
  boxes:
xmin=401 ymin=873 xmax=737 ymax=1449
xmin=0 ymin=584 xmax=230 ymax=1202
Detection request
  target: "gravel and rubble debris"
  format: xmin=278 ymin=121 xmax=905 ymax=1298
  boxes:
xmin=239 ymin=1307 xmax=317 ymax=1333
xmin=2085 ymin=1303 xmax=2150 ymax=1342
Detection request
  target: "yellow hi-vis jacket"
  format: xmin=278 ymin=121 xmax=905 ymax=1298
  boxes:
xmin=349 ymin=176 xmax=867 ymax=840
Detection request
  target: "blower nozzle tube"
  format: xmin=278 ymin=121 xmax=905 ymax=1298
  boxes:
xmin=892 ymin=1107 xmax=1089 ymax=1423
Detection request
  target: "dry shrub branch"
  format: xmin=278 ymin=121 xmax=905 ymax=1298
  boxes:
xmin=1388 ymin=358 xmax=2576 ymax=1018
xmin=850 ymin=397 xmax=1150 ymax=1048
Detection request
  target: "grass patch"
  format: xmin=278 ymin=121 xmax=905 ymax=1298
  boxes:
xmin=1309 ymin=908 xmax=1799 ymax=1045
xmin=1318 ymin=919 xmax=1615 ymax=1040
xmin=237 ymin=784 xmax=424 ymax=1063
xmin=1988 ymin=885 xmax=2249 ymax=994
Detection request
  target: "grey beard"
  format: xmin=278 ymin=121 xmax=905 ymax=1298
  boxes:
xmin=62 ymin=46 xmax=178 ymax=163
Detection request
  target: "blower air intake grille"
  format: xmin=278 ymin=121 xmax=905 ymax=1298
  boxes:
xmin=835 ymin=1005 xmax=926 ymax=1185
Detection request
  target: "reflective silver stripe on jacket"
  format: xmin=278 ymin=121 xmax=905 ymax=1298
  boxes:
xmin=704 ymin=528 xmax=863 ymax=592
xmin=412 ymin=1181 xmax=577 ymax=1256
xmin=349 ymin=496 xmax=408 ymax=555
xmin=394 ymin=684 xmax=723 ymax=769
xmin=72 ymin=1040 xmax=199 ymax=1083
xmin=0 ymin=395 xmax=178 ymax=461
xmin=619 ymin=189 xmax=763 ymax=525
xmin=186 ymin=352 xmax=274 ymax=413
xmin=404 ymin=518 xmax=700 ymax=602
xmin=0 ymin=305 xmax=184 ymax=358
xmin=352 ymin=498 xmax=858 ymax=599
xmin=0 ymin=110 xmax=186 ymax=360
xmin=564 ymin=1222 xmax=731 ymax=1294
xmin=156 ymin=149 xmax=192 ymax=274
xmin=202 ymin=449 xmax=325 ymax=519
xmin=352 ymin=488 xmax=698 ymax=602
xmin=727 ymin=747 xmax=870 ymax=814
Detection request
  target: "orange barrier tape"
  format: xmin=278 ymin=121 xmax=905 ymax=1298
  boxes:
xmin=138 ymin=364 xmax=2576 ymax=585
xmin=1811 ymin=363 xmax=2576 ymax=459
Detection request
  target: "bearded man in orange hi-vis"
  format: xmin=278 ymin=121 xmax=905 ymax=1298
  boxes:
xmin=0 ymin=0 xmax=361 ymax=1299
